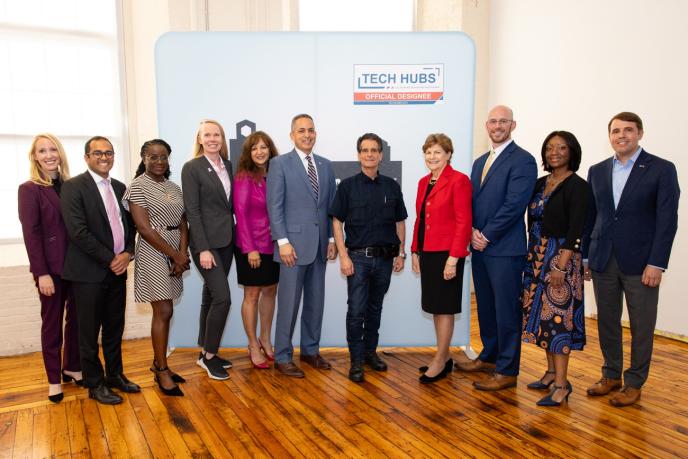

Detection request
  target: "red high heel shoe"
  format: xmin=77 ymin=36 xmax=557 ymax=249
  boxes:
xmin=257 ymin=338 xmax=275 ymax=361
xmin=248 ymin=347 xmax=270 ymax=369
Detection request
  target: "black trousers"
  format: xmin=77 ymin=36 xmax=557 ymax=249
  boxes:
xmin=192 ymin=244 xmax=234 ymax=354
xmin=72 ymin=272 xmax=126 ymax=388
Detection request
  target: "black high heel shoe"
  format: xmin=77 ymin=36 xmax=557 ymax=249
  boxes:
xmin=419 ymin=359 xmax=453 ymax=384
xmin=419 ymin=359 xmax=454 ymax=373
xmin=152 ymin=361 xmax=186 ymax=383
xmin=150 ymin=365 xmax=184 ymax=397
xmin=527 ymin=370 xmax=555 ymax=390
xmin=48 ymin=392 xmax=64 ymax=403
xmin=62 ymin=370 xmax=83 ymax=387
xmin=536 ymin=381 xmax=572 ymax=406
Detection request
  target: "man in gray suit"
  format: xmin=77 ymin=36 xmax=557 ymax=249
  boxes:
xmin=267 ymin=114 xmax=337 ymax=377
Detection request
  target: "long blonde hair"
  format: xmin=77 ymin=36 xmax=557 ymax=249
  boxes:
xmin=193 ymin=119 xmax=229 ymax=160
xmin=28 ymin=133 xmax=71 ymax=186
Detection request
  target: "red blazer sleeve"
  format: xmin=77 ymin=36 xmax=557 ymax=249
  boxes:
xmin=18 ymin=182 xmax=49 ymax=277
xmin=410 ymin=175 xmax=430 ymax=253
xmin=449 ymin=172 xmax=472 ymax=258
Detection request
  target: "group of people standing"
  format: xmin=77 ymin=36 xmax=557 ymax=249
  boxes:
xmin=18 ymin=106 xmax=679 ymax=409
xmin=455 ymin=106 xmax=679 ymax=409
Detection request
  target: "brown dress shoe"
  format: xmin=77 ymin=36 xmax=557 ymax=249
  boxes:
xmin=275 ymin=361 xmax=305 ymax=378
xmin=586 ymin=377 xmax=622 ymax=396
xmin=300 ymin=354 xmax=332 ymax=370
xmin=473 ymin=373 xmax=517 ymax=391
xmin=609 ymin=386 xmax=641 ymax=407
xmin=455 ymin=359 xmax=496 ymax=373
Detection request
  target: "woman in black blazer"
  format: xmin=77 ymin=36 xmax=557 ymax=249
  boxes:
xmin=181 ymin=119 xmax=234 ymax=381
xmin=521 ymin=131 xmax=590 ymax=406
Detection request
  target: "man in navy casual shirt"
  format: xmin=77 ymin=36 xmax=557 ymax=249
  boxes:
xmin=330 ymin=133 xmax=408 ymax=382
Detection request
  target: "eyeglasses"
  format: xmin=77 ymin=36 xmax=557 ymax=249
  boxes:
xmin=88 ymin=150 xmax=115 ymax=158
xmin=487 ymin=119 xmax=513 ymax=127
xmin=146 ymin=154 xmax=169 ymax=162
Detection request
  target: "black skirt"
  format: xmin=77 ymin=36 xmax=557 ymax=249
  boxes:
xmin=419 ymin=251 xmax=465 ymax=314
xmin=235 ymin=251 xmax=280 ymax=286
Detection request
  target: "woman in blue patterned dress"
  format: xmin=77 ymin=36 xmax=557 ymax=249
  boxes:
xmin=521 ymin=131 xmax=590 ymax=406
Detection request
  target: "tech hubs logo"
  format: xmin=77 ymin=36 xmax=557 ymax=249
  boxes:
xmin=354 ymin=64 xmax=444 ymax=105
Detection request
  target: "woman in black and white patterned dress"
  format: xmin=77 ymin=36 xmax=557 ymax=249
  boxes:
xmin=124 ymin=139 xmax=190 ymax=396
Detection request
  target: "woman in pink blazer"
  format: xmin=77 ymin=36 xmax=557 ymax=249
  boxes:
xmin=18 ymin=134 xmax=81 ymax=402
xmin=233 ymin=131 xmax=280 ymax=369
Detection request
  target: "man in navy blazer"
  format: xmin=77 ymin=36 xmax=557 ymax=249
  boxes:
xmin=584 ymin=112 xmax=679 ymax=407
xmin=267 ymin=114 xmax=337 ymax=377
xmin=456 ymin=105 xmax=537 ymax=391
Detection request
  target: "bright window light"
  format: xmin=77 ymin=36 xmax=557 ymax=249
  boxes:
xmin=299 ymin=0 xmax=414 ymax=31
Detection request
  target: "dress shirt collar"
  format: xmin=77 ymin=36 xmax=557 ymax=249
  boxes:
xmin=613 ymin=146 xmax=642 ymax=166
xmin=87 ymin=168 xmax=110 ymax=184
xmin=491 ymin=138 xmax=513 ymax=158
xmin=295 ymin=147 xmax=316 ymax=161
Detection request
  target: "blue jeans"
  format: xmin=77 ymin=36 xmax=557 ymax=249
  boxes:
xmin=346 ymin=252 xmax=394 ymax=363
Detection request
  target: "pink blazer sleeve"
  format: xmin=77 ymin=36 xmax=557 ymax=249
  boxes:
xmin=232 ymin=176 xmax=257 ymax=253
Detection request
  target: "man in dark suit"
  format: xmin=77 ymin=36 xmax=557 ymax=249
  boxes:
xmin=456 ymin=105 xmax=537 ymax=391
xmin=61 ymin=136 xmax=139 ymax=404
xmin=267 ymin=114 xmax=337 ymax=377
xmin=584 ymin=112 xmax=679 ymax=407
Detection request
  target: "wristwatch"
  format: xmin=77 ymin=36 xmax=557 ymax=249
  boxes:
xmin=398 ymin=252 xmax=407 ymax=259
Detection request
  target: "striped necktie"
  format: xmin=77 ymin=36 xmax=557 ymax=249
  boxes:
xmin=306 ymin=154 xmax=319 ymax=199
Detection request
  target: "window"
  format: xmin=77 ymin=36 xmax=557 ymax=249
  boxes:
xmin=299 ymin=0 xmax=414 ymax=31
xmin=0 ymin=0 xmax=127 ymax=241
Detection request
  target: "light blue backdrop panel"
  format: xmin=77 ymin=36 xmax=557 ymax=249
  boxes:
xmin=155 ymin=32 xmax=475 ymax=348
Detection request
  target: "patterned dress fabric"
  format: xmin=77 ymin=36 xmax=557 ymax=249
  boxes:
xmin=123 ymin=174 xmax=185 ymax=303
xmin=521 ymin=184 xmax=585 ymax=354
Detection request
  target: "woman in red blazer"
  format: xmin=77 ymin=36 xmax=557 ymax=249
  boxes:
xmin=18 ymin=134 xmax=81 ymax=402
xmin=411 ymin=133 xmax=472 ymax=383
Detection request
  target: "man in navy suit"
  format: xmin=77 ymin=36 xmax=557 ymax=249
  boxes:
xmin=584 ymin=112 xmax=679 ymax=407
xmin=267 ymin=114 xmax=337 ymax=377
xmin=456 ymin=105 xmax=537 ymax=391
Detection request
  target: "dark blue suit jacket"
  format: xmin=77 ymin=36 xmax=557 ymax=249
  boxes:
xmin=583 ymin=149 xmax=680 ymax=275
xmin=470 ymin=141 xmax=537 ymax=257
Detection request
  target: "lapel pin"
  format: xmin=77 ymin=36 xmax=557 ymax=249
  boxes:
xmin=208 ymin=167 xmax=213 ymax=172
xmin=638 ymin=164 xmax=645 ymax=168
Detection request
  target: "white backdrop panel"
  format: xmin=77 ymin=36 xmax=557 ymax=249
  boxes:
xmin=155 ymin=32 xmax=475 ymax=347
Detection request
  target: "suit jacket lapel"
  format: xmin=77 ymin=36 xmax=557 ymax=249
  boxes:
xmin=203 ymin=156 xmax=231 ymax=208
xmin=480 ymin=143 xmax=515 ymax=190
xmin=616 ymin=150 xmax=651 ymax=214
xmin=314 ymin=154 xmax=326 ymax=205
xmin=290 ymin=150 xmax=317 ymax=202
xmin=43 ymin=184 xmax=61 ymax=214
xmin=428 ymin=165 xmax=453 ymax=199
xmin=600 ymin=158 xmax=615 ymax=211
xmin=84 ymin=172 xmax=110 ymax=225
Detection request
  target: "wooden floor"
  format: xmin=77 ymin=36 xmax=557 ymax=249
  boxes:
xmin=1 ymin=300 xmax=687 ymax=458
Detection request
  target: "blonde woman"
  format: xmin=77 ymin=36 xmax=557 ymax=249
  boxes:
xmin=18 ymin=134 xmax=82 ymax=402
xmin=181 ymin=120 xmax=235 ymax=380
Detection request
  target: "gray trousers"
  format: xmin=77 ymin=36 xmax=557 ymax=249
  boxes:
xmin=274 ymin=249 xmax=327 ymax=364
xmin=591 ymin=255 xmax=659 ymax=388
xmin=192 ymin=244 xmax=233 ymax=354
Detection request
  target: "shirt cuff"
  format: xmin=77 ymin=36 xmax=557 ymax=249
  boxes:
xmin=277 ymin=238 xmax=290 ymax=246
xmin=648 ymin=264 xmax=666 ymax=272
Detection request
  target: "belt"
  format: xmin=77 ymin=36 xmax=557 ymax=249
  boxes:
xmin=348 ymin=245 xmax=399 ymax=258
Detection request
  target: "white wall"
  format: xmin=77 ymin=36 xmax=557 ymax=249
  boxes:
xmin=489 ymin=0 xmax=687 ymax=336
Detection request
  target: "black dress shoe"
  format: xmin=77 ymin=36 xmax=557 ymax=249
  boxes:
xmin=364 ymin=352 xmax=388 ymax=371
xmin=349 ymin=363 xmax=365 ymax=382
xmin=62 ymin=370 xmax=84 ymax=387
xmin=89 ymin=383 xmax=123 ymax=405
xmin=49 ymin=392 xmax=64 ymax=403
xmin=105 ymin=374 xmax=141 ymax=393
xmin=419 ymin=359 xmax=453 ymax=384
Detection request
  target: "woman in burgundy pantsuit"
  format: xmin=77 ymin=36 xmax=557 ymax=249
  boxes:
xmin=18 ymin=133 xmax=82 ymax=403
